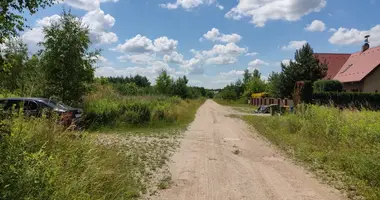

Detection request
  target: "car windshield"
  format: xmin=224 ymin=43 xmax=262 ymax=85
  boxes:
xmin=43 ymin=99 xmax=71 ymax=109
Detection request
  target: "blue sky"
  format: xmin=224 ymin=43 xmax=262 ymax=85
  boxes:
xmin=21 ymin=0 xmax=380 ymax=88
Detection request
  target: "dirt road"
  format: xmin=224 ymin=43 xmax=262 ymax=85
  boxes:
xmin=152 ymin=100 xmax=344 ymax=200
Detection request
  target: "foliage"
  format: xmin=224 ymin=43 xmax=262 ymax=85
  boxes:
xmin=279 ymin=43 xmax=328 ymax=98
xmin=0 ymin=0 xmax=54 ymax=43
xmin=82 ymin=85 xmax=205 ymax=129
xmin=40 ymin=11 xmax=98 ymax=103
xmin=243 ymin=76 xmax=266 ymax=98
xmin=171 ymin=76 xmax=189 ymax=99
xmin=0 ymin=39 xmax=44 ymax=96
xmin=155 ymin=70 xmax=173 ymax=95
xmin=104 ymin=75 xmax=151 ymax=87
xmin=313 ymin=80 xmax=343 ymax=93
xmin=0 ymin=117 xmax=145 ymax=200
xmin=265 ymin=72 xmax=282 ymax=98
xmin=243 ymin=105 xmax=380 ymax=200
xmin=313 ymin=92 xmax=380 ymax=110
xmin=300 ymin=81 xmax=313 ymax=104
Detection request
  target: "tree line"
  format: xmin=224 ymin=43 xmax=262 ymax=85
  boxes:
xmin=1 ymin=9 xmax=213 ymax=103
xmin=217 ymin=43 xmax=328 ymax=100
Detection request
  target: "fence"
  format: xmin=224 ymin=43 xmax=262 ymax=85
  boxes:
xmin=250 ymin=98 xmax=294 ymax=107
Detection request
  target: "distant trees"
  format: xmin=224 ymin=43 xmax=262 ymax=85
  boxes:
xmin=41 ymin=11 xmax=98 ymax=103
xmin=106 ymin=75 xmax=150 ymax=87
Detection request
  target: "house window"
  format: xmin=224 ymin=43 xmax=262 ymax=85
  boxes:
xmin=376 ymin=90 xmax=378 ymax=93
xmin=351 ymin=89 xmax=359 ymax=92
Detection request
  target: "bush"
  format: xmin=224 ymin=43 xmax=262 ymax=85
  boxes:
xmin=243 ymin=105 xmax=380 ymax=199
xmin=300 ymin=81 xmax=313 ymax=104
xmin=313 ymin=80 xmax=343 ymax=93
xmin=0 ymin=117 xmax=144 ymax=199
xmin=313 ymin=92 xmax=380 ymax=110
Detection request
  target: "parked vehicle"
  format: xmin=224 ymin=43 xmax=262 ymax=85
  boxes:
xmin=0 ymin=98 xmax=83 ymax=126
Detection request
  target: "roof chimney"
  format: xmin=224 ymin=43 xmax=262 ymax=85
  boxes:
xmin=362 ymin=35 xmax=370 ymax=52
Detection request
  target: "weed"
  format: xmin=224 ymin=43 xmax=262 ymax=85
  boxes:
xmin=243 ymin=105 xmax=380 ymax=200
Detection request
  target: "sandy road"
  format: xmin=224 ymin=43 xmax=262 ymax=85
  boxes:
xmin=152 ymin=100 xmax=345 ymax=200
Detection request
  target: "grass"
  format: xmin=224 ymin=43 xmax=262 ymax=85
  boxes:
xmin=83 ymin=84 xmax=205 ymax=131
xmin=214 ymin=98 xmax=257 ymax=114
xmin=0 ymin=85 xmax=206 ymax=199
xmin=213 ymin=97 xmax=249 ymax=106
xmin=242 ymin=105 xmax=380 ymax=200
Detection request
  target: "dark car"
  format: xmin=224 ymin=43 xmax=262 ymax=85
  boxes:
xmin=0 ymin=98 xmax=83 ymax=126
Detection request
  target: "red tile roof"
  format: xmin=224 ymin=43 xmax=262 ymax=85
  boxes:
xmin=314 ymin=53 xmax=351 ymax=80
xmin=334 ymin=46 xmax=380 ymax=83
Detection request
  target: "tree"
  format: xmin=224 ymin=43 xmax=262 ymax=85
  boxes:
xmin=244 ymin=77 xmax=266 ymax=97
xmin=266 ymin=72 xmax=282 ymax=98
xmin=252 ymin=69 xmax=261 ymax=79
xmin=155 ymin=70 xmax=173 ymax=95
xmin=133 ymin=74 xmax=150 ymax=87
xmin=40 ymin=10 xmax=99 ymax=103
xmin=172 ymin=76 xmax=189 ymax=98
xmin=279 ymin=43 xmax=328 ymax=98
xmin=243 ymin=69 xmax=251 ymax=85
xmin=0 ymin=0 xmax=54 ymax=43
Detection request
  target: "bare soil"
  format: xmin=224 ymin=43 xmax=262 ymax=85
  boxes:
xmin=150 ymin=100 xmax=346 ymax=200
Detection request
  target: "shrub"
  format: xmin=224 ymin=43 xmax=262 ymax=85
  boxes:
xmin=119 ymin=101 xmax=151 ymax=125
xmin=313 ymin=80 xmax=343 ymax=93
xmin=300 ymin=81 xmax=313 ymax=104
xmin=243 ymin=105 xmax=380 ymax=199
xmin=313 ymin=92 xmax=380 ymax=110
xmin=0 ymin=117 xmax=143 ymax=199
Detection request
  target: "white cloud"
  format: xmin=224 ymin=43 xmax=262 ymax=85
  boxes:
xmin=246 ymin=52 xmax=259 ymax=56
xmin=305 ymin=20 xmax=326 ymax=32
xmin=248 ymin=59 xmax=269 ymax=67
xmin=163 ymin=52 xmax=185 ymax=64
xmin=118 ymin=53 xmax=156 ymax=64
xmin=202 ymin=28 xmax=242 ymax=43
xmin=328 ymin=25 xmax=380 ymax=46
xmin=201 ymin=43 xmax=247 ymax=57
xmin=154 ymin=37 xmax=178 ymax=53
xmin=281 ymin=40 xmax=307 ymax=50
xmin=21 ymin=15 xmax=61 ymax=53
xmin=82 ymin=9 xmax=118 ymax=44
xmin=220 ymin=70 xmax=245 ymax=77
xmin=62 ymin=0 xmax=119 ymax=11
xmin=225 ymin=0 xmax=326 ymax=27
xmin=329 ymin=28 xmax=337 ymax=32
xmin=113 ymin=35 xmax=178 ymax=54
xmin=160 ymin=0 xmax=220 ymax=11
xmin=206 ymin=56 xmax=237 ymax=65
xmin=282 ymin=59 xmax=290 ymax=65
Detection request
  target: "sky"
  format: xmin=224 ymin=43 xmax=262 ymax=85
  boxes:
xmin=20 ymin=0 xmax=380 ymax=89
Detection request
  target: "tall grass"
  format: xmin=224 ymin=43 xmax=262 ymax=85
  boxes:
xmin=0 ymin=117 xmax=145 ymax=199
xmin=243 ymin=105 xmax=380 ymax=199
xmin=83 ymin=85 xmax=205 ymax=130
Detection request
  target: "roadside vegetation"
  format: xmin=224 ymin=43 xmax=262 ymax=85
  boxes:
xmin=1 ymin=6 xmax=206 ymax=199
xmin=243 ymin=106 xmax=380 ymax=200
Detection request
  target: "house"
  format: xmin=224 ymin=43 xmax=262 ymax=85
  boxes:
xmin=333 ymin=45 xmax=380 ymax=93
xmin=314 ymin=53 xmax=351 ymax=80
xmin=315 ymin=43 xmax=380 ymax=93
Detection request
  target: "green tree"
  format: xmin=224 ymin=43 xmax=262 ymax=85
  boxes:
xmin=243 ymin=69 xmax=251 ymax=85
xmin=280 ymin=43 xmax=328 ymax=98
xmin=155 ymin=70 xmax=173 ymax=95
xmin=265 ymin=72 xmax=282 ymax=98
xmin=172 ymin=76 xmax=189 ymax=98
xmin=252 ymin=69 xmax=261 ymax=79
xmin=0 ymin=38 xmax=44 ymax=96
xmin=0 ymin=0 xmax=54 ymax=43
xmin=244 ymin=77 xmax=266 ymax=97
xmin=40 ymin=11 xmax=99 ymax=103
